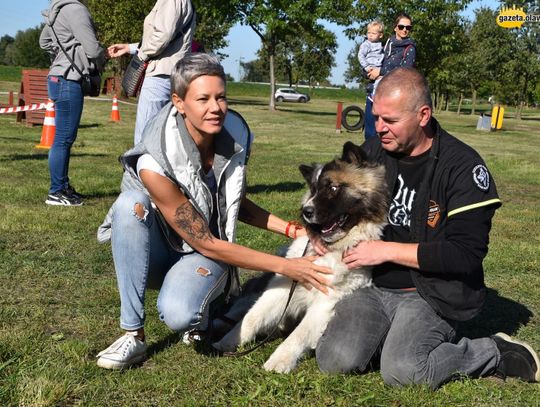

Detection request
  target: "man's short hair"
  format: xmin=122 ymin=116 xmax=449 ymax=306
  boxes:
xmin=376 ymin=67 xmax=432 ymax=111
xmin=171 ymin=53 xmax=226 ymax=99
xmin=367 ymin=20 xmax=384 ymax=33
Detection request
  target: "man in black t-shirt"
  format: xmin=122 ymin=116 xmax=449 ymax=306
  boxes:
xmin=315 ymin=68 xmax=539 ymax=388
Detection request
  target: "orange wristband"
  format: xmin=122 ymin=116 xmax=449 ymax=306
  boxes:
xmin=285 ymin=221 xmax=303 ymax=239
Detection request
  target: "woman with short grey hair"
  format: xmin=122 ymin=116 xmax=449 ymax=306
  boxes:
xmin=96 ymin=53 xmax=333 ymax=370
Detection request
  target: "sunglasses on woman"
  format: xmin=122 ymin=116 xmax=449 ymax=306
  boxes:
xmin=397 ymin=24 xmax=413 ymax=31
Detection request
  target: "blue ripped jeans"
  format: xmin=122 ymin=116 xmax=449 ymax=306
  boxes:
xmin=316 ymin=286 xmax=500 ymax=389
xmin=110 ymin=190 xmax=229 ymax=332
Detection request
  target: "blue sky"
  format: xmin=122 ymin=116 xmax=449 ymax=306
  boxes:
xmin=1 ymin=0 xmax=499 ymax=85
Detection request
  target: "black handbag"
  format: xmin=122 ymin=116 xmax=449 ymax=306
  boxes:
xmin=49 ymin=22 xmax=101 ymax=96
xmin=81 ymin=72 xmax=102 ymax=97
xmin=121 ymin=54 xmax=148 ymax=97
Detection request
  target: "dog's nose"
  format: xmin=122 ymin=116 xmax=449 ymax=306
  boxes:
xmin=302 ymin=206 xmax=314 ymax=220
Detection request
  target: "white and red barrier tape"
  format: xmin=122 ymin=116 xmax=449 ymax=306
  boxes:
xmin=0 ymin=101 xmax=52 ymax=115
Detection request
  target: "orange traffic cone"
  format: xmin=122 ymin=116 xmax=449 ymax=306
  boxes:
xmin=36 ymin=100 xmax=56 ymax=149
xmin=110 ymin=94 xmax=120 ymax=122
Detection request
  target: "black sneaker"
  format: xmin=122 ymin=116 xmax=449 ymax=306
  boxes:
xmin=65 ymin=185 xmax=84 ymax=199
xmin=491 ymin=332 xmax=540 ymax=382
xmin=45 ymin=189 xmax=83 ymax=206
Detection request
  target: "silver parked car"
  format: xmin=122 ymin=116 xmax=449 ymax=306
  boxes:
xmin=274 ymin=87 xmax=310 ymax=103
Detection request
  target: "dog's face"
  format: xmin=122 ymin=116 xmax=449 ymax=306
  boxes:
xmin=299 ymin=142 xmax=388 ymax=244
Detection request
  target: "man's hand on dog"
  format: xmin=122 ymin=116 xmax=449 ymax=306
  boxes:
xmin=343 ymin=241 xmax=420 ymax=270
xmin=342 ymin=241 xmax=386 ymax=268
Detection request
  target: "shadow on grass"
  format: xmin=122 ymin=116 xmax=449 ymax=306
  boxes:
xmin=280 ymin=108 xmax=337 ymax=117
xmin=247 ymin=182 xmax=304 ymax=194
xmin=449 ymin=109 xmax=490 ymax=116
xmin=0 ymin=152 xmax=108 ymax=161
xmin=457 ymin=288 xmax=533 ymax=339
xmin=85 ymin=191 xmax=120 ymax=200
xmin=147 ymin=332 xmax=221 ymax=358
xmin=228 ymin=98 xmax=267 ymax=106
xmin=147 ymin=332 xmax=183 ymax=358
xmin=446 ymin=107 xmax=540 ymax=121
xmin=0 ymin=135 xmax=37 ymax=143
xmin=79 ymin=123 xmax=101 ymax=129
xmin=0 ymin=153 xmax=48 ymax=161
xmin=148 ymin=287 xmax=533 ymax=360
xmin=228 ymin=99 xmax=349 ymax=118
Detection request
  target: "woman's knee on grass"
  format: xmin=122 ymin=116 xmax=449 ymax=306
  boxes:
xmin=157 ymin=292 xmax=204 ymax=332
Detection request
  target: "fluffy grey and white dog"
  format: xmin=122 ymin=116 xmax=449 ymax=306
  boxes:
xmin=214 ymin=142 xmax=388 ymax=373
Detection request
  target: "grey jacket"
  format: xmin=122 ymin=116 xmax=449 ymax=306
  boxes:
xmin=40 ymin=0 xmax=105 ymax=81
xmin=97 ymin=103 xmax=253 ymax=254
xmin=137 ymin=0 xmax=195 ymax=77
xmin=358 ymin=39 xmax=384 ymax=71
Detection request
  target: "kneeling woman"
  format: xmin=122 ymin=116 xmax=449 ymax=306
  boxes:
xmin=96 ymin=53 xmax=331 ymax=369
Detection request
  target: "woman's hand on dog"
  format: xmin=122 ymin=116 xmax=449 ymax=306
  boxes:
xmin=307 ymin=233 xmax=329 ymax=256
xmin=282 ymin=256 xmax=333 ymax=294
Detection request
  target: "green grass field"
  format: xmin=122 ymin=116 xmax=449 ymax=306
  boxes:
xmin=0 ymin=78 xmax=539 ymax=406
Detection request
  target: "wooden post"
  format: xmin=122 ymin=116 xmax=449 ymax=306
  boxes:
xmin=335 ymin=101 xmax=343 ymax=133
xmin=8 ymin=91 xmax=13 ymax=106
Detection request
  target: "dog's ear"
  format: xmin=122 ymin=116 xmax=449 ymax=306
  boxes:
xmin=299 ymin=164 xmax=315 ymax=184
xmin=341 ymin=141 xmax=368 ymax=166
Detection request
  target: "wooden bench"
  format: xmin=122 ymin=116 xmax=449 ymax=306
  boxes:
xmin=17 ymin=69 xmax=49 ymax=127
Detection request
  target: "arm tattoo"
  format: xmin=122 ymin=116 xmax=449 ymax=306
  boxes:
xmin=174 ymin=201 xmax=214 ymax=242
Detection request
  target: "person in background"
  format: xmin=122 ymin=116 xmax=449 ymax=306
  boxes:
xmin=376 ymin=14 xmax=416 ymax=79
xmin=358 ymin=20 xmax=385 ymax=141
xmin=95 ymin=53 xmax=332 ymax=370
xmin=107 ymin=0 xmax=195 ymax=145
xmin=363 ymin=13 xmax=416 ymax=140
xmin=40 ymin=0 xmax=106 ymax=206
xmin=315 ymin=67 xmax=539 ymax=388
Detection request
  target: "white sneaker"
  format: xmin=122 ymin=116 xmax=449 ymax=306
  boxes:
xmin=96 ymin=332 xmax=147 ymax=370
xmin=182 ymin=330 xmax=205 ymax=345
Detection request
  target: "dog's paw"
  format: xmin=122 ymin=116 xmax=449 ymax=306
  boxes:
xmin=263 ymin=352 xmax=297 ymax=373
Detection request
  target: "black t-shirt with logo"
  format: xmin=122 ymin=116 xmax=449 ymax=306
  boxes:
xmin=373 ymin=150 xmax=430 ymax=289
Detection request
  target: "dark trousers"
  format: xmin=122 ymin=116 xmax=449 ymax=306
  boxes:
xmin=316 ymin=286 xmax=499 ymax=389
xmin=363 ymin=95 xmax=377 ymax=140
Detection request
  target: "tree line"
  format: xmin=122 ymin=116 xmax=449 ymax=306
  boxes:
xmin=2 ymin=0 xmax=538 ymax=115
